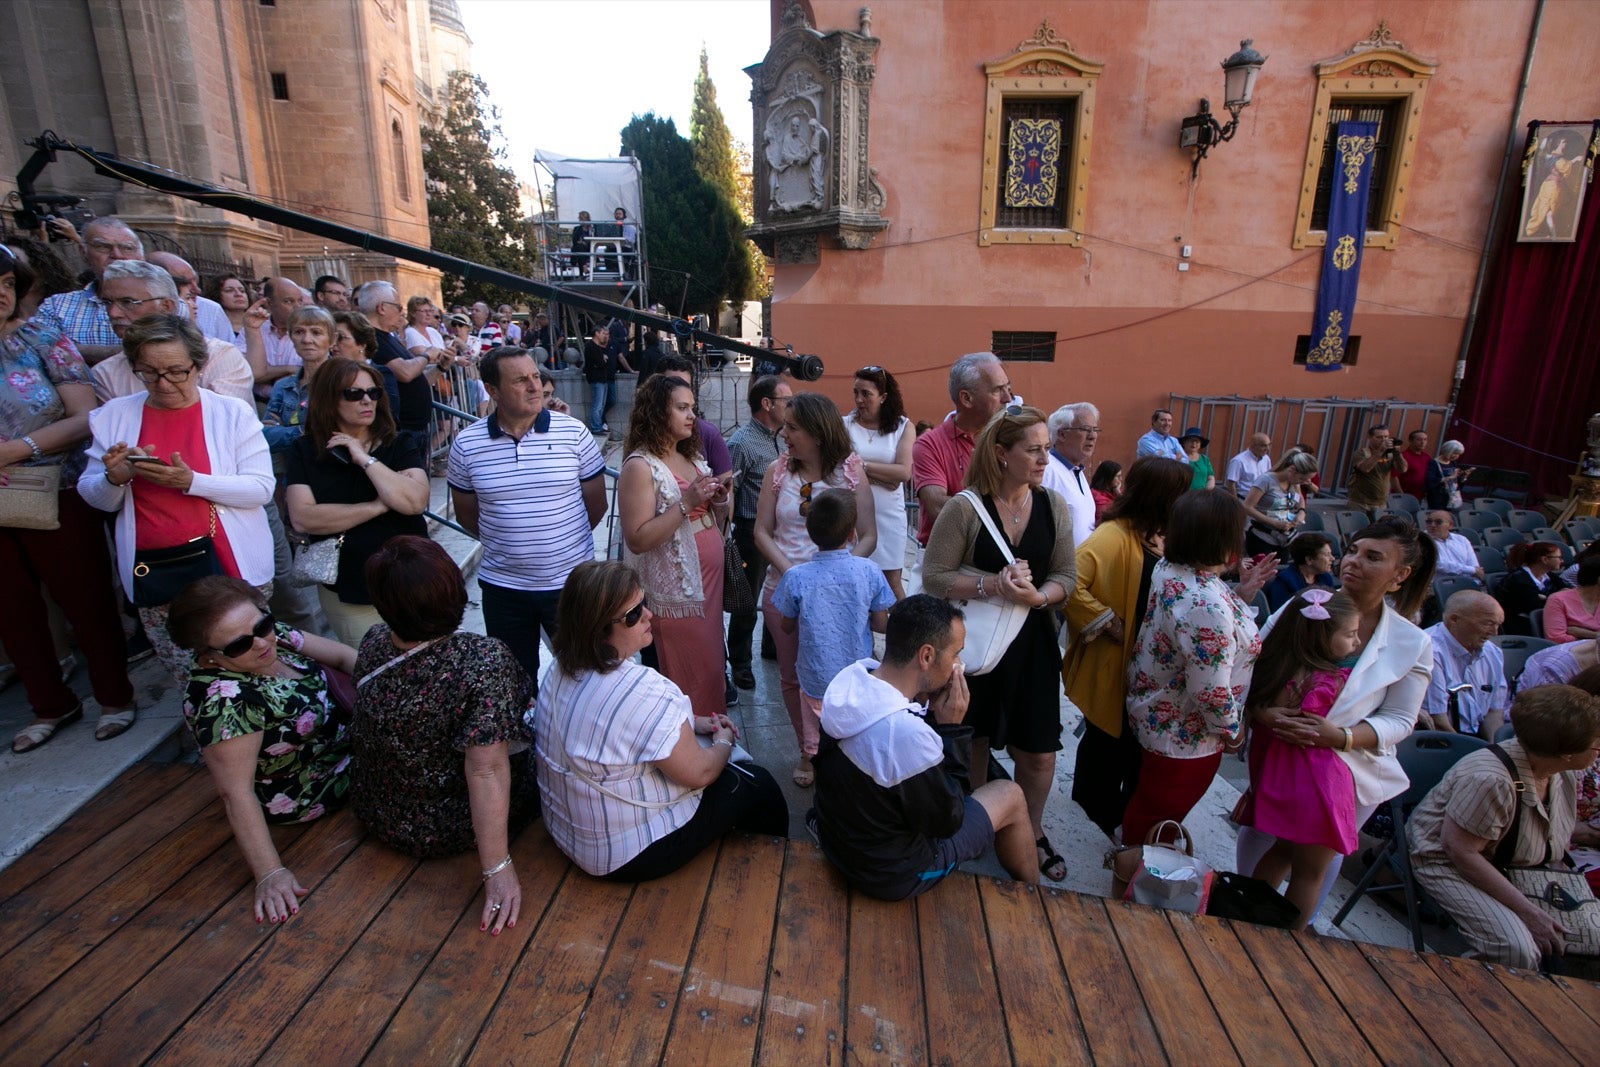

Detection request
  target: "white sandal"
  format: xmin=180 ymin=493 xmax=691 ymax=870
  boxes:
xmin=12 ymin=704 xmax=83 ymax=753
xmin=95 ymin=705 xmax=137 ymax=742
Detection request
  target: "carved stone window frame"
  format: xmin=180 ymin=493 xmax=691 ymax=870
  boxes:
xmin=1291 ymin=25 xmax=1438 ymax=250
xmin=979 ymin=23 xmax=1103 ymax=248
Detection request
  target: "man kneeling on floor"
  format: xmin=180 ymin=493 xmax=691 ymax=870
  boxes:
xmin=810 ymin=595 xmax=1040 ymax=898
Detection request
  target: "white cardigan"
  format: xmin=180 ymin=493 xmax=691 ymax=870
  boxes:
xmin=1264 ymin=603 xmax=1434 ymax=807
xmin=78 ymin=390 xmax=276 ymax=590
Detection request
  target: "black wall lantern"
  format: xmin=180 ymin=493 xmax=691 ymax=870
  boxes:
xmin=1179 ymin=39 xmax=1267 ymax=177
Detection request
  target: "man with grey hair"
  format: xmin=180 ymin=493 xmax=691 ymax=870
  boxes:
xmin=1040 ymin=402 xmax=1099 ymax=547
xmin=358 ymin=280 xmax=432 ymax=444
xmin=1420 ymin=590 xmax=1508 ymax=738
xmin=911 ymin=352 xmax=1012 ymax=545
xmin=90 ymin=261 xmax=253 ymax=403
xmin=1424 ymin=510 xmax=1484 ymax=582
xmin=145 ymin=251 xmax=234 ymax=346
xmin=34 ymin=216 xmax=145 ymax=364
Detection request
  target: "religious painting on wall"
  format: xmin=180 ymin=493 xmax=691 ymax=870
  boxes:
xmin=1005 ymin=118 xmax=1060 ymax=208
xmin=1517 ymin=120 xmax=1600 ymax=243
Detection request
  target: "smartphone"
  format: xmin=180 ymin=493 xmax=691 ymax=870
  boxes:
xmin=127 ymin=455 xmax=166 ymax=465
xmin=328 ymin=445 xmax=352 ymax=465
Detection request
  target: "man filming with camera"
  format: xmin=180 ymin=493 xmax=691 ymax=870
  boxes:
xmin=1347 ymin=424 xmax=1408 ymax=515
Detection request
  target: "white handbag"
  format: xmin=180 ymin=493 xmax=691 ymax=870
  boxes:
xmin=948 ymin=489 xmax=1029 ymax=675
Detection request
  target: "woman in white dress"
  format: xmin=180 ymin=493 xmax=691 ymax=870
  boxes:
xmin=844 ymin=365 xmax=912 ymax=600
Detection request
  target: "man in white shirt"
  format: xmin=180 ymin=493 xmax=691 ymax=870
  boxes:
xmin=448 ymin=349 xmax=607 ymax=690
xmin=145 ymin=252 xmax=234 ymax=346
xmin=253 ymin=277 xmax=304 ymax=400
xmin=1421 ymin=591 xmax=1508 ymax=739
xmin=1225 ymin=433 xmax=1274 ymax=500
xmin=1134 ymin=409 xmax=1186 ymax=462
xmin=1040 ymin=401 xmax=1099 ymax=548
xmin=1424 ymin=511 xmax=1484 ymax=582
xmin=498 ymin=305 xmax=522 ymax=345
xmin=91 ymin=261 xmax=253 ymax=404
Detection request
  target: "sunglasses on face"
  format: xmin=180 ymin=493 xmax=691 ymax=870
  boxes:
xmin=213 ymin=613 xmax=275 ymax=658
xmin=340 ymin=387 xmax=384 ymax=402
xmin=612 ymin=596 xmax=649 ymax=627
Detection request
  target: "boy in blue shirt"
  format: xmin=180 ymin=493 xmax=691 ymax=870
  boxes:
xmin=773 ymin=488 xmax=897 ymax=745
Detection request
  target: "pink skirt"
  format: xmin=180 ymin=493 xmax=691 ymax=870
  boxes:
xmin=1241 ymin=669 xmax=1357 ymax=854
xmin=653 ymin=522 xmax=726 ymax=719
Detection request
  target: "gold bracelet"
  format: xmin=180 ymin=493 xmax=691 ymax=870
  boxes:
xmin=1340 ymin=727 xmax=1354 ymax=753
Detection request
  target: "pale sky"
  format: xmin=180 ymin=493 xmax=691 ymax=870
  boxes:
xmin=458 ymin=0 xmax=771 ymax=185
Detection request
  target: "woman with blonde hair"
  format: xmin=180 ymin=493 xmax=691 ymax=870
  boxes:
xmin=923 ymin=405 xmax=1076 ymax=879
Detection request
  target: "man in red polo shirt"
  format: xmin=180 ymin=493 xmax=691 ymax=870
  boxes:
xmin=911 ymin=352 xmax=1013 ymax=545
xmin=1394 ymin=429 xmax=1430 ymax=501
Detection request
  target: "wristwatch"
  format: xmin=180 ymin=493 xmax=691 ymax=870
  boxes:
xmin=361 ymin=456 xmax=379 ymax=469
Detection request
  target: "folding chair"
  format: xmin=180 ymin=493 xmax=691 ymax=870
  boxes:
xmin=1473 ymin=497 xmax=1513 ymax=519
xmin=1507 ymin=510 xmax=1545 ymax=534
xmin=1456 ymin=527 xmax=1485 ymax=547
xmin=1482 ymin=527 xmax=1527 ymax=552
xmin=1334 ymin=510 xmax=1371 ymax=550
xmin=1457 ymin=510 xmax=1502 ymax=533
xmin=1483 ymin=571 xmax=1507 ymax=595
xmin=1474 ymin=545 xmax=1506 ymax=574
xmin=1530 ymin=608 xmax=1544 ymax=638
xmin=1386 ymin=493 xmax=1420 ymax=515
xmin=1489 ymin=635 xmax=1554 ymax=695
xmin=1433 ymin=575 xmax=1482 ymax=615
xmin=1298 ymin=510 xmax=1326 ymax=533
xmin=1333 ymin=731 xmax=1489 ymax=951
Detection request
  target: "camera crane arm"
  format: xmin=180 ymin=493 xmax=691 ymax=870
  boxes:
xmin=14 ymin=132 xmax=823 ymax=379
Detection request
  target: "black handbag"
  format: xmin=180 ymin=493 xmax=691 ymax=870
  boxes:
xmin=721 ymin=523 xmax=757 ymax=615
xmin=130 ymin=506 xmax=223 ymax=607
xmin=1206 ymin=871 xmax=1301 ymax=928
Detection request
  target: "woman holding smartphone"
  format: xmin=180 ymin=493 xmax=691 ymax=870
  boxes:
xmin=284 ymin=359 xmax=429 ymax=646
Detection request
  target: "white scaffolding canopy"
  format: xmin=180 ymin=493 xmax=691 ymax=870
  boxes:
xmin=533 ymin=151 xmax=642 ymax=223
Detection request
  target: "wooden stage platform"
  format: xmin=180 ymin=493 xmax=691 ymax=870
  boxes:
xmin=3 ymin=761 xmax=1598 ymax=1065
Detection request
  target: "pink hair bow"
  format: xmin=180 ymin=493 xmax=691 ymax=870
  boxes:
xmin=1299 ymin=588 xmax=1334 ymax=620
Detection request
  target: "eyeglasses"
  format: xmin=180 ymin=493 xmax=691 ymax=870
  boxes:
xmin=211 ymin=613 xmax=276 ymax=658
xmin=87 ymin=240 xmax=142 ymax=256
xmin=105 ymin=296 xmax=165 ymax=312
xmin=133 ymin=365 xmax=195 ymax=384
xmin=798 ymin=481 xmax=815 ymax=517
xmin=340 ymin=387 xmax=384 ymax=402
xmin=611 ymin=596 xmax=649 ymax=627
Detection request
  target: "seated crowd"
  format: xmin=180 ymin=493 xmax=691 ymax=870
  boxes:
xmin=4 ymin=227 xmax=1598 ymax=975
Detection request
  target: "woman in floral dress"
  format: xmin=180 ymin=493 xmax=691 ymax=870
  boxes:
xmin=350 ymin=536 xmax=536 ymax=936
xmin=168 ymin=576 xmax=356 ymax=924
xmin=1121 ymin=490 xmax=1277 ymax=845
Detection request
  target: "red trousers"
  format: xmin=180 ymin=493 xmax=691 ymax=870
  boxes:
xmin=0 ymin=488 xmax=132 ymax=716
xmin=1120 ymin=747 xmax=1223 ymax=846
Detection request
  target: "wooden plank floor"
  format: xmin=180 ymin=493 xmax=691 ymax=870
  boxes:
xmin=1 ymin=761 xmax=1593 ymax=1066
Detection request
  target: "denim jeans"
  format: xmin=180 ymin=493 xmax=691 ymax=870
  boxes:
xmin=587 ymin=380 xmax=610 ymax=433
xmin=479 ymin=581 xmax=563 ymax=694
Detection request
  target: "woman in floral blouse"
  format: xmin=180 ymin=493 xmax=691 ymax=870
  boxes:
xmin=1122 ymin=490 xmax=1277 ymax=845
xmin=168 ymin=576 xmax=356 ymax=924
xmin=350 ymin=536 xmax=536 ymax=937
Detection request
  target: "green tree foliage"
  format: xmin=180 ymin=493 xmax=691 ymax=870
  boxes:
xmin=422 ymin=70 xmax=536 ymax=307
xmin=690 ymin=48 xmax=740 ymax=206
xmin=622 ymin=113 xmax=754 ymax=315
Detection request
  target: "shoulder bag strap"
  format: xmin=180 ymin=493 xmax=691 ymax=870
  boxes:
xmin=356 ymin=635 xmax=446 ymax=689
xmin=547 ymin=678 xmax=689 ymax=811
xmin=1486 ymin=744 xmax=1548 ymax=868
xmin=958 ymin=488 xmax=1016 ymax=566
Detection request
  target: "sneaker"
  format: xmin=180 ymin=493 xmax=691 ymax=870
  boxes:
xmin=804 ymin=807 xmax=820 ymax=844
xmin=125 ymin=631 xmax=155 ymax=666
xmin=724 ymin=674 xmax=738 ymax=707
xmin=732 ymin=666 xmax=755 ymax=690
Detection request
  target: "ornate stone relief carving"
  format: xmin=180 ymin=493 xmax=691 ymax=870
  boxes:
xmin=746 ymin=0 xmax=888 ymax=259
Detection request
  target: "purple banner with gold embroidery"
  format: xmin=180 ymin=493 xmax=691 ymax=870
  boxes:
xmin=1306 ymin=121 xmax=1378 ymax=372
xmin=1005 ymin=118 xmax=1060 ymax=208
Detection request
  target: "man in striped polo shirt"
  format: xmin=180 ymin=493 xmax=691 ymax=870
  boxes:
xmin=448 ymin=348 xmax=607 ymax=690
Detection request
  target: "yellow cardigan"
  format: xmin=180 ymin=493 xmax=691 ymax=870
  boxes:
xmin=1062 ymin=519 xmax=1151 ymax=737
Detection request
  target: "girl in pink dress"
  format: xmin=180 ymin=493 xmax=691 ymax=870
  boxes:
xmin=1240 ymin=588 xmax=1363 ymax=929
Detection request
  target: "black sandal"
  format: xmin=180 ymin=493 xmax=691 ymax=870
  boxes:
xmin=1036 ymin=835 xmax=1067 ymax=882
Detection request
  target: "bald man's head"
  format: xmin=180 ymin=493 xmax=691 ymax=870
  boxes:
xmin=1443 ymin=590 xmax=1503 ymax=653
xmin=145 ymin=252 xmax=199 ymax=299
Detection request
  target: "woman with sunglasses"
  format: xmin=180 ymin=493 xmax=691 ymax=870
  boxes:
xmin=2 ymin=245 xmax=138 ymax=753
xmin=80 ymin=314 xmax=276 ymax=686
xmin=285 ymin=360 xmax=429 ymax=645
xmin=754 ymin=392 xmax=876 ymax=787
xmin=845 ymin=365 xmax=912 ymax=601
xmin=533 ymin=560 xmax=788 ymax=881
xmin=618 ymin=374 xmax=732 ymax=718
xmin=167 ymin=575 xmax=356 ymax=925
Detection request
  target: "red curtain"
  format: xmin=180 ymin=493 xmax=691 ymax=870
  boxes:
xmin=1453 ymin=170 xmax=1600 ymax=499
